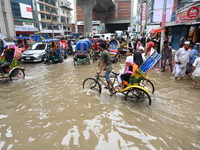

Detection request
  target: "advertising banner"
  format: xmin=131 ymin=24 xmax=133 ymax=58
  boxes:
xmin=153 ymin=0 xmax=173 ymax=22
xmin=20 ymin=3 xmax=33 ymax=19
xmin=142 ymin=3 xmax=147 ymax=20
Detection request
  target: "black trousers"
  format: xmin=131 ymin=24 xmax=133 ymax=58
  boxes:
xmin=0 ymin=62 xmax=11 ymax=73
xmin=121 ymin=73 xmax=132 ymax=82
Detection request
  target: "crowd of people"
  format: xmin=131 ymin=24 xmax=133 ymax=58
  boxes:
xmin=96 ymin=34 xmax=200 ymax=93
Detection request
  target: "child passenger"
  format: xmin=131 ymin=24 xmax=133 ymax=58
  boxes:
xmin=117 ymin=49 xmax=133 ymax=90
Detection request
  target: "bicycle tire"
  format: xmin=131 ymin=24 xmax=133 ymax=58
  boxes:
xmin=83 ymin=78 xmax=101 ymax=93
xmin=47 ymin=57 xmax=50 ymax=65
xmin=9 ymin=68 xmax=25 ymax=81
xmin=125 ymin=88 xmax=151 ymax=106
xmin=139 ymin=78 xmax=155 ymax=94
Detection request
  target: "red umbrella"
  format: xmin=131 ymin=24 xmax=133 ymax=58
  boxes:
xmin=150 ymin=27 xmax=166 ymax=33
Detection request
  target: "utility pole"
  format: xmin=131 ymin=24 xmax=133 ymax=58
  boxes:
xmin=160 ymin=0 xmax=167 ymax=68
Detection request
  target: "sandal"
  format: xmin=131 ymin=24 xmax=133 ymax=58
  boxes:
xmin=115 ymin=85 xmax=123 ymax=91
xmin=110 ymin=91 xmax=117 ymax=96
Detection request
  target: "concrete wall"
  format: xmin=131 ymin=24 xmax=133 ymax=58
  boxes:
xmin=76 ymin=1 xmax=131 ymax=23
xmin=0 ymin=0 xmax=16 ymax=37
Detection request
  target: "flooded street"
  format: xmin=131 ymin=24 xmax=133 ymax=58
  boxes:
xmin=0 ymin=56 xmax=200 ymax=150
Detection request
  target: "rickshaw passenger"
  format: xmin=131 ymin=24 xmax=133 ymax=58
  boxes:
xmin=117 ymin=49 xmax=133 ymax=90
xmin=0 ymin=46 xmax=14 ymax=75
xmin=50 ymin=42 xmax=57 ymax=55
xmin=121 ymin=51 xmax=143 ymax=86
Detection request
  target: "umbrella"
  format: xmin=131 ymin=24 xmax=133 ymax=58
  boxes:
xmin=93 ymin=38 xmax=104 ymax=43
xmin=0 ymin=33 xmax=6 ymax=40
xmin=150 ymin=27 xmax=166 ymax=33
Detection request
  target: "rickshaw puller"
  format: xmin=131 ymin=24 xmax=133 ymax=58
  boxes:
xmin=0 ymin=46 xmax=14 ymax=75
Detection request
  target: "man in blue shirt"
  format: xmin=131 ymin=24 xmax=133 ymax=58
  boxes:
xmin=186 ymin=44 xmax=199 ymax=80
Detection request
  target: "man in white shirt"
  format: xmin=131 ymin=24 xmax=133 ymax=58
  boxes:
xmin=173 ymin=41 xmax=191 ymax=80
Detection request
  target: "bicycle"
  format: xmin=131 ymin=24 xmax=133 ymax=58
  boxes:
xmin=83 ymin=72 xmax=118 ymax=94
xmin=83 ymin=72 xmax=153 ymax=105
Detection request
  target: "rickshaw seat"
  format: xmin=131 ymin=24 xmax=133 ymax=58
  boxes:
xmin=75 ymin=50 xmax=88 ymax=58
xmin=129 ymin=70 xmax=145 ymax=85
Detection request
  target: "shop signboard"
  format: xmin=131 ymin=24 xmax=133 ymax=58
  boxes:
xmin=176 ymin=8 xmax=198 ymax=23
xmin=15 ymin=25 xmax=36 ymax=31
xmin=161 ymin=12 xmax=166 ymax=27
xmin=187 ymin=7 xmax=199 ymax=18
xmin=19 ymin=3 xmax=33 ymax=19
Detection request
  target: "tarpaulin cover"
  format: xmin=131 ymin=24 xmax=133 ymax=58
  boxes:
xmin=76 ymin=40 xmax=89 ymax=51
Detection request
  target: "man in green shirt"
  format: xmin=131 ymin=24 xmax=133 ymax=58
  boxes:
xmin=97 ymin=42 xmax=116 ymax=96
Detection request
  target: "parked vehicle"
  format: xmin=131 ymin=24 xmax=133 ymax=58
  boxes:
xmin=21 ymin=43 xmax=48 ymax=62
xmin=11 ymin=36 xmax=31 ymax=52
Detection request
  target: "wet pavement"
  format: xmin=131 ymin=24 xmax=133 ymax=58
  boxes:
xmin=0 ymin=56 xmax=200 ymax=150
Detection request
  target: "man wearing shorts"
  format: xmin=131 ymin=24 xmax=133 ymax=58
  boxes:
xmin=97 ymin=42 xmax=116 ymax=96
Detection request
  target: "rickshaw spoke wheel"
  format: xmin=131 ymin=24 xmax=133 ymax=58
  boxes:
xmin=125 ymin=88 xmax=151 ymax=106
xmin=139 ymin=78 xmax=155 ymax=94
xmin=9 ymin=69 xmax=25 ymax=81
xmin=83 ymin=78 xmax=101 ymax=93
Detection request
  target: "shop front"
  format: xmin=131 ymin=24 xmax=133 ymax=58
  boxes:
xmin=166 ymin=3 xmax=200 ymax=50
xmin=15 ymin=25 xmax=38 ymax=37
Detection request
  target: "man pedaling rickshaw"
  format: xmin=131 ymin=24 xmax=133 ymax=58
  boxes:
xmin=0 ymin=46 xmax=14 ymax=77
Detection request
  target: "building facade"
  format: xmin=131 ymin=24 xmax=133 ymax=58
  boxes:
xmin=10 ymin=0 xmax=38 ymax=36
xmin=59 ymin=0 xmax=72 ymax=35
xmin=137 ymin=0 xmax=200 ymax=50
xmin=33 ymin=0 xmax=61 ymax=38
xmin=0 ymin=0 xmax=15 ymax=38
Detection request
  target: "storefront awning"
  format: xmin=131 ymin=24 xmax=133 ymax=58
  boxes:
xmin=150 ymin=27 xmax=166 ymax=33
xmin=16 ymin=31 xmax=36 ymax=34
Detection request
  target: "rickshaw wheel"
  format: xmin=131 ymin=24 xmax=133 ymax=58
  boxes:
xmin=139 ymin=79 xmax=155 ymax=94
xmin=83 ymin=78 xmax=101 ymax=93
xmin=125 ymin=88 xmax=151 ymax=106
xmin=9 ymin=68 xmax=25 ymax=81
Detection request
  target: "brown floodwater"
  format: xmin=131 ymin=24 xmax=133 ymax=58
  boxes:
xmin=0 ymin=56 xmax=200 ymax=150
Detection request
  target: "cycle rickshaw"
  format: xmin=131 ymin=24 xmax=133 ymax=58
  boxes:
xmin=42 ymin=39 xmax=67 ymax=65
xmin=109 ymin=39 xmax=120 ymax=63
xmin=83 ymin=51 xmax=161 ymax=106
xmin=73 ymin=39 xmax=91 ymax=66
xmin=0 ymin=45 xmax=25 ymax=81
xmin=11 ymin=36 xmax=31 ymax=52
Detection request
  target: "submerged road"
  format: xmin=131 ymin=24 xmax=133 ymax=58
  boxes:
xmin=0 ymin=56 xmax=199 ymax=150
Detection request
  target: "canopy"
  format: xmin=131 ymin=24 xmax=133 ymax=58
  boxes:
xmin=94 ymin=38 xmax=104 ymax=43
xmin=11 ymin=36 xmax=30 ymax=40
xmin=83 ymin=38 xmax=92 ymax=47
xmin=76 ymin=40 xmax=89 ymax=51
xmin=150 ymin=27 xmax=166 ymax=33
xmin=42 ymin=39 xmax=60 ymax=42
